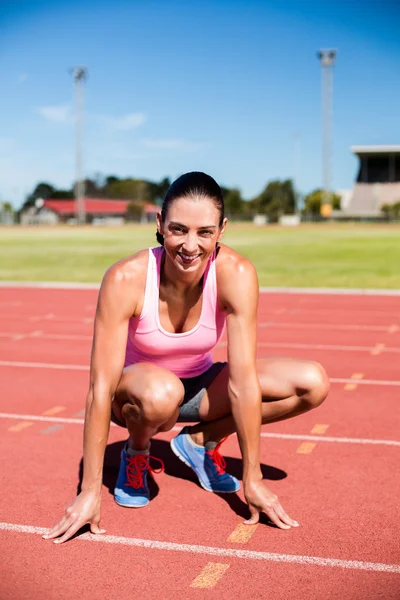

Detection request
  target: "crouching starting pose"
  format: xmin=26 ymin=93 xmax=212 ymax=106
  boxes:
xmin=44 ymin=171 xmax=330 ymax=544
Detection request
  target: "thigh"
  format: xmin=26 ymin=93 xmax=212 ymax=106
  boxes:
xmin=198 ymin=356 xmax=325 ymax=421
xmin=112 ymin=362 xmax=185 ymax=425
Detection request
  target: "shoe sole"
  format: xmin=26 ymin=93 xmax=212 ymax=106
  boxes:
xmin=170 ymin=438 xmax=240 ymax=494
xmin=114 ymin=496 xmax=149 ymax=508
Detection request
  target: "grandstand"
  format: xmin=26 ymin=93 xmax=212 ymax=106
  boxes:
xmin=342 ymin=145 xmax=400 ymax=217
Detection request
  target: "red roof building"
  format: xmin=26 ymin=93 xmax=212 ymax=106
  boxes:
xmin=35 ymin=198 xmax=160 ymax=223
xmin=44 ymin=198 xmax=131 ymax=216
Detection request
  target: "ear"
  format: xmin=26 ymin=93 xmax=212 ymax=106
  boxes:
xmin=217 ymin=217 xmax=228 ymax=241
xmin=156 ymin=212 xmax=163 ymax=235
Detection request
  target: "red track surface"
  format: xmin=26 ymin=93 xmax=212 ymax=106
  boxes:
xmin=1 ymin=286 xmax=399 ymax=599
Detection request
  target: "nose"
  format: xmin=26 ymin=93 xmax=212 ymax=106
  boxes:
xmin=182 ymin=232 xmax=198 ymax=254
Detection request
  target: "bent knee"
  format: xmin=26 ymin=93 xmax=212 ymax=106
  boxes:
xmin=141 ymin=382 xmax=183 ymax=423
xmin=301 ymin=361 xmax=330 ymax=409
xmin=121 ymin=373 xmax=184 ymax=425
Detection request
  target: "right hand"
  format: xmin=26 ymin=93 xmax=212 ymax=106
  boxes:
xmin=243 ymin=478 xmax=299 ymax=530
xmin=43 ymin=490 xmax=105 ymax=544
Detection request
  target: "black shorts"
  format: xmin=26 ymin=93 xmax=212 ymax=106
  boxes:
xmin=111 ymin=361 xmax=227 ymax=426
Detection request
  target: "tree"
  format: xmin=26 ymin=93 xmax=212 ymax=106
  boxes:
xmin=103 ymin=175 xmax=120 ymax=188
xmin=126 ymin=201 xmax=145 ymax=222
xmin=381 ymin=201 xmax=400 ymax=220
xmin=104 ymin=178 xmax=151 ymax=202
xmin=22 ymin=182 xmax=55 ymax=209
xmin=51 ymin=190 xmax=74 ymax=199
xmin=83 ymin=178 xmax=99 ymax=197
xmin=303 ymin=189 xmax=341 ymax=217
xmin=2 ymin=202 xmax=13 ymax=213
xmin=224 ymin=188 xmax=245 ymax=219
xmin=251 ymin=179 xmax=296 ymax=222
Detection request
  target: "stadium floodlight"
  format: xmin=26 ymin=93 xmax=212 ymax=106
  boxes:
xmin=70 ymin=66 xmax=88 ymax=224
xmin=317 ymin=49 xmax=336 ymax=217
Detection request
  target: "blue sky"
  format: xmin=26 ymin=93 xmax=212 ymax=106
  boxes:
xmin=1 ymin=0 xmax=400 ymax=208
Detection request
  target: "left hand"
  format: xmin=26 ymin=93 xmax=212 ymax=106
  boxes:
xmin=243 ymin=479 xmax=299 ymax=530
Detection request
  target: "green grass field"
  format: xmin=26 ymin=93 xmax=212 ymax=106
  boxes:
xmin=1 ymin=223 xmax=399 ymax=288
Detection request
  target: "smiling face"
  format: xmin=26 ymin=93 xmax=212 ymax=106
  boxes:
xmin=157 ymin=195 xmax=227 ymax=273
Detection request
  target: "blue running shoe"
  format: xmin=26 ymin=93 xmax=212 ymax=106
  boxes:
xmin=114 ymin=444 xmax=164 ymax=508
xmin=170 ymin=427 xmax=240 ymax=493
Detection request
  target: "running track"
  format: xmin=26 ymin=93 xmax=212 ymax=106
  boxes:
xmin=0 ymin=285 xmax=399 ymax=600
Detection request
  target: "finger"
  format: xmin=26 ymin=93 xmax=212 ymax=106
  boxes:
xmin=53 ymin=520 xmax=85 ymax=545
xmin=274 ymin=504 xmax=300 ymax=527
xmin=263 ymin=507 xmax=291 ymax=530
xmin=43 ymin=516 xmax=71 ymax=540
xmin=243 ymin=507 xmax=260 ymax=525
xmin=90 ymin=521 xmax=106 ymax=535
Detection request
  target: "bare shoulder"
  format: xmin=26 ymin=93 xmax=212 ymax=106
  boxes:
xmin=215 ymin=244 xmax=259 ymax=311
xmin=98 ymin=248 xmax=150 ymax=318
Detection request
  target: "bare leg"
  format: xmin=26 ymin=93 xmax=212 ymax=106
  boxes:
xmin=189 ymin=358 xmax=330 ymax=445
xmin=113 ymin=363 xmax=184 ymax=451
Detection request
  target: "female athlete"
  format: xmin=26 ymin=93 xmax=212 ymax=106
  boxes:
xmin=44 ymin=171 xmax=330 ymax=544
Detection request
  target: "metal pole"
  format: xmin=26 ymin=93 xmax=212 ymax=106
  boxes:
xmin=71 ymin=67 xmax=87 ymax=224
xmin=317 ymin=50 xmax=336 ymax=217
xmin=293 ymin=131 xmax=301 ymax=215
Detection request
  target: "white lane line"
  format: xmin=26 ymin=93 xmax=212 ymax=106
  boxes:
xmin=0 ymin=332 xmax=91 ymax=342
xmin=0 ymin=360 xmax=89 ymax=370
xmin=258 ymin=342 xmax=400 ymax=353
xmin=1 ymin=522 xmax=399 ymax=573
xmin=2 ymin=282 xmax=400 ymax=295
xmin=0 ymin=320 xmax=396 ymax=335
xmin=1 ymin=360 xmax=399 ymax=387
xmin=258 ymin=287 xmax=400 ymax=297
xmin=0 ymin=282 xmax=100 ymax=289
xmin=0 ymin=413 xmax=87 ymax=424
xmin=259 ymin=322 xmax=398 ymax=333
xmin=220 ymin=341 xmax=400 ymax=353
xmin=257 ymin=433 xmax=400 ymax=447
xmin=3 ymin=332 xmax=400 ymax=352
xmin=1 ymin=413 xmax=399 ymax=447
xmin=331 ymin=378 xmax=400 ymax=386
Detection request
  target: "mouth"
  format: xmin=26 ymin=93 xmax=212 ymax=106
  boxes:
xmin=177 ymin=252 xmax=201 ymax=265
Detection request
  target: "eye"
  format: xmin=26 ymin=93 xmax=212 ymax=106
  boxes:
xmin=199 ymin=230 xmax=213 ymax=236
xmin=171 ymin=226 xmax=184 ymax=233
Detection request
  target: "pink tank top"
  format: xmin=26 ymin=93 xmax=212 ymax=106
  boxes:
xmin=124 ymin=246 xmax=226 ymax=378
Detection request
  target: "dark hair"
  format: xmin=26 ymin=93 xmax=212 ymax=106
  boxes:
xmin=156 ymin=171 xmax=224 ymax=246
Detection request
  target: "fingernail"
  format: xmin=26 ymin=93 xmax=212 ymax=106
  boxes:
xmin=294 ymin=521 xmax=300 ymax=526
xmin=53 ymin=540 xmax=59 ymax=544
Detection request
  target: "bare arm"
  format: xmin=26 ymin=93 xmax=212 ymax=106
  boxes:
xmin=221 ymin=257 xmax=263 ymax=482
xmin=220 ymin=253 xmax=298 ymax=529
xmin=81 ymin=266 xmax=136 ymax=493
xmin=44 ymin=259 xmax=141 ymax=543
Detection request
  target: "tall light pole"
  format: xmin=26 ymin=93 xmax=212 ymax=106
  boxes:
xmin=317 ymin=49 xmax=336 ymax=217
xmin=71 ymin=66 xmax=87 ymax=224
xmin=293 ymin=131 xmax=302 ymax=215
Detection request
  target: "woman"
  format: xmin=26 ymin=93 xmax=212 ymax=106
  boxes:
xmin=44 ymin=172 xmax=330 ymax=544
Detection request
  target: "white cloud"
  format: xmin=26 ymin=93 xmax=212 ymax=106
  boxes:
xmin=37 ymin=105 xmax=71 ymax=123
xmin=105 ymin=112 xmax=147 ymax=131
xmin=141 ymin=138 xmax=201 ymax=151
xmin=17 ymin=73 xmax=28 ymax=83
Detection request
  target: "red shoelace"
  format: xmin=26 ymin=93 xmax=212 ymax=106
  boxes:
xmin=125 ymin=454 xmax=164 ymax=489
xmin=205 ymin=437 xmax=228 ymax=476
